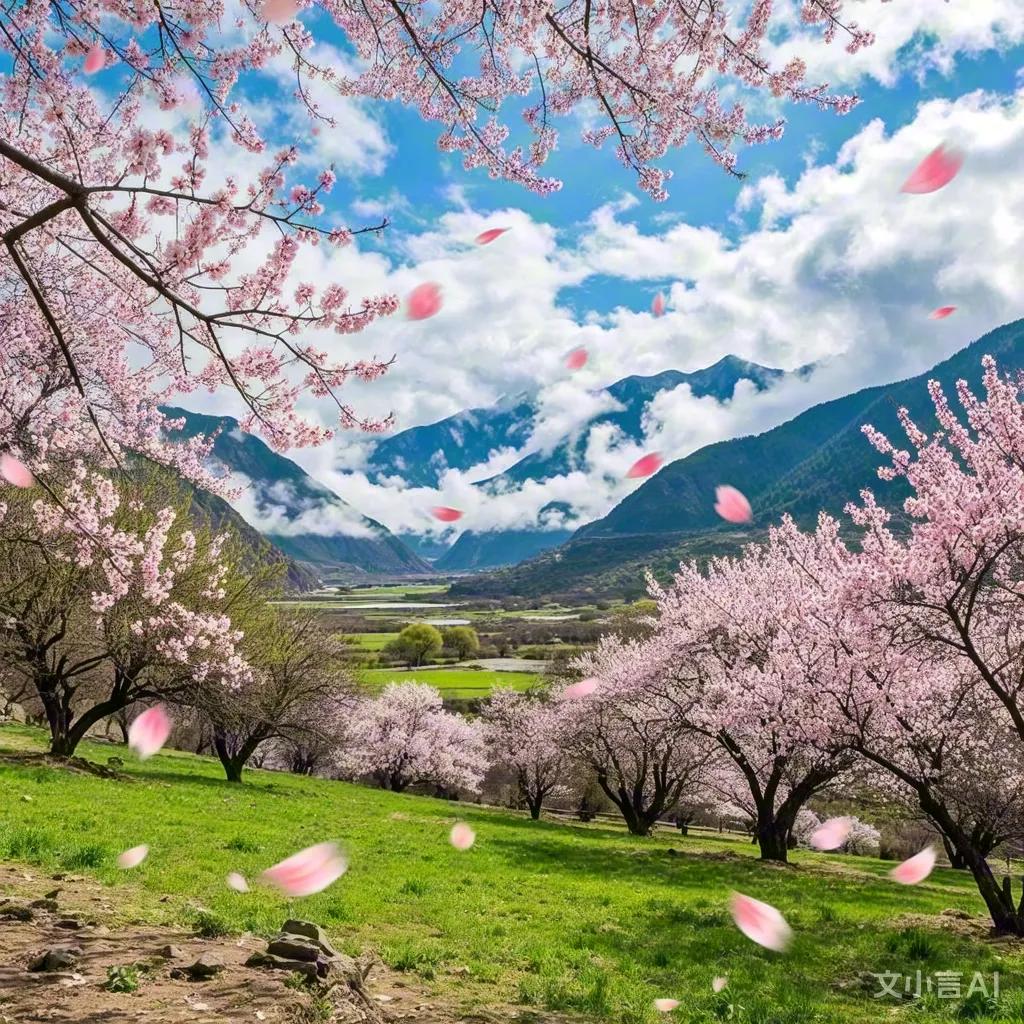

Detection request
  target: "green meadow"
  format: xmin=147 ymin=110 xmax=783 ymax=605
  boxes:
xmin=1 ymin=724 xmax=1022 ymax=1024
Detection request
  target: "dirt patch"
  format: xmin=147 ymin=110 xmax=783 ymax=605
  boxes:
xmin=0 ymin=753 xmax=125 ymax=780
xmin=0 ymin=866 xmax=494 ymax=1024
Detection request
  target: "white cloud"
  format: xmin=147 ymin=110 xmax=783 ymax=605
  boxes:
xmin=764 ymin=0 xmax=1024 ymax=89
xmin=177 ymin=85 xmax=1024 ymax=543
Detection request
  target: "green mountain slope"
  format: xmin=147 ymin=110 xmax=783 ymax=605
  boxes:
xmin=452 ymin=318 xmax=1024 ymax=599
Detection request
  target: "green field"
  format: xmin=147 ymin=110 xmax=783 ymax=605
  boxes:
xmin=358 ymin=667 xmax=541 ymax=697
xmin=348 ymin=632 xmax=399 ymax=651
xmin=1 ymin=724 xmax=1021 ymax=1024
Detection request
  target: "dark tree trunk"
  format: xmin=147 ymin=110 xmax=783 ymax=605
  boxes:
xmin=213 ymin=729 xmax=264 ymax=783
xmin=941 ymin=834 xmax=968 ymax=870
xmin=756 ymin=817 xmax=791 ymax=863
xmin=526 ymin=795 xmax=543 ymax=820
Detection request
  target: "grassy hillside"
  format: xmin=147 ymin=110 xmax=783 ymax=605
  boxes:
xmin=1 ymin=725 xmax=1022 ymax=1024
xmin=358 ymin=667 xmax=540 ymax=698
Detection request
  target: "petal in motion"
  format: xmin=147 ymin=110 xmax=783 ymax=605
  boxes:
xmin=651 ymin=292 xmax=666 ymax=317
xmin=475 ymin=228 xmax=509 ymax=245
xmin=564 ymin=678 xmax=599 ymax=699
xmin=930 ymin=306 xmax=957 ymax=320
xmin=0 ymin=454 xmax=34 ymax=488
xmin=128 ymin=705 xmax=172 ymax=760
xmin=260 ymin=0 xmax=301 ymax=24
xmin=889 ymin=847 xmax=936 ymax=885
xmin=810 ymin=816 xmax=851 ymax=851
xmin=712 ymin=977 xmax=728 ymax=993
xmin=83 ymin=42 xmax=105 ymax=74
xmin=714 ymin=485 xmax=753 ymax=524
xmin=431 ymin=506 xmax=463 ymax=523
xmin=627 ymin=453 xmax=663 ymax=479
xmin=117 ymin=845 xmax=149 ymax=869
xmin=450 ymin=823 xmax=476 ymax=850
xmin=730 ymin=892 xmax=792 ymax=952
xmin=565 ymin=347 xmax=588 ymax=371
xmin=653 ymin=999 xmax=680 ymax=1012
xmin=901 ymin=144 xmax=965 ymax=194
xmin=263 ymin=842 xmax=348 ymax=897
xmin=407 ymin=282 xmax=443 ymax=320
xmin=226 ymin=872 xmax=249 ymax=892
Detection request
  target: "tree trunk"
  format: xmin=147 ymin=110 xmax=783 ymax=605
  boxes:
xmin=526 ymin=795 xmax=542 ymax=820
xmin=941 ymin=834 xmax=968 ymax=870
xmin=756 ymin=817 xmax=791 ymax=863
xmin=213 ymin=730 xmax=254 ymax=783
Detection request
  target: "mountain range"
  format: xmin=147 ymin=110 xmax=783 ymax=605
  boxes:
xmin=164 ymin=408 xmax=431 ymax=578
xmin=451 ymin=317 xmax=1024 ymax=600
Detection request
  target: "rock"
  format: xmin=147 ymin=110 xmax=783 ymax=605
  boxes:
xmin=28 ymin=948 xmax=82 ymax=972
xmin=280 ymin=919 xmax=340 ymax=958
xmin=44 ymin=889 xmax=61 ymax=900
xmin=177 ymin=953 xmax=224 ymax=980
xmin=245 ymin=952 xmax=319 ymax=982
xmin=266 ymin=937 xmax=321 ymax=963
xmin=30 ymin=898 xmax=58 ymax=912
xmin=0 ymin=899 xmax=33 ymax=922
xmin=54 ymin=919 xmax=81 ymax=930
xmin=159 ymin=945 xmax=185 ymax=959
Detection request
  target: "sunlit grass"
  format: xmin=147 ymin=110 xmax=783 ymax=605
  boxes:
xmin=1 ymin=723 xmax=1021 ymax=1024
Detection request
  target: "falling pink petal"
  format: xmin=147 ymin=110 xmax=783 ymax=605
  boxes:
xmin=263 ymin=842 xmax=347 ymax=897
xmin=810 ymin=816 xmax=852 ymax=851
xmin=712 ymin=977 xmax=728 ymax=993
xmin=431 ymin=506 xmax=463 ymax=523
xmin=565 ymin=347 xmax=588 ymax=371
xmin=450 ymin=823 xmax=475 ymax=850
xmin=730 ymin=892 xmax=792 ymax=952
xmin=930 ymin=306 xmax=957 ymax=320
xmin=653 ymin=999 xmax=680 ymax=1012
xmin=475 ymin=227 xmax=509 ymax=245
xmin=714 ymin=485 xmax=753 ymax=524
xmin=226 ymin=872 xmax=249 ymax=892
xmin=626 ymin=453 xmax=663 ymax=479
xmin=260 ymin=0 xmax=301 ymax=24
xmin=0 ymin=454 xmax=34 ymax=488
xmin=117 ymin=845 xmax=149 ymax=869
xmin=406 ymin=282 xmax=443 ymax=320
xmin=127 ymin=705 xmax=172 ymax=760
xmin=83 ymin=42 xmax=105 ymax=74
xmin=889 ymin=846 xmax=936 ymax=885
xmin=652 ymin=292 xmax=666 ymax=317
xmin=900 ymin=144 xmax=965 ymax=194
xmin=564 ymin=677 xmax=599 ymax=699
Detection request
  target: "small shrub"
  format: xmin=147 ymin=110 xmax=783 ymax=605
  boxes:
xmin=190 ymin=908 xmax=231 ymax=938
xmin=284 ymin=971 xmax=310 ymax=991
xmin=104 ymin=965 xmax=140 ymax=993
xmin=225 ymin=835 xmax=261 ymax=853
xmin=956 ymin=990 xmax=999 ymax=1019
xmin=63 ymin=843 xmax=107 ymax=868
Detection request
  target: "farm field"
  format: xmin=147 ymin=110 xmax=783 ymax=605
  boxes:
xmin=358 ymin=667 xmax=541 ymax=698
xmin=1 ymin=724 xmax=1022 ymax=1024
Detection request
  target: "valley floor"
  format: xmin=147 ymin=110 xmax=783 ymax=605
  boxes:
xmin=1 ymin=724 xmax=1023 ymax=1024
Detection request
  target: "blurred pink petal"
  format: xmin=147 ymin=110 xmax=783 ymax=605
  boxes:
xmin=260 ymin=0 xmax=301 ymax=23
xmin=565 ymin=347 xmax=588 ymax=371
xmin=714 ymin=485 xmax=753 ymax=524
xmin=431 ymin=506 xmax=463 ymax=523
xmin=930 ymin=306 xmax=957 ymax=320
xmin=475 ymin=228 xmax=509 ymax=245
xmin=117 ymin=845 xmax=149 ymax=869
xmin=652 ymin=292 xmax=666 ymax=317
xmin=226 ymin=872 xmax=249 ymax=892
xmin=626 ymin=453 xmax=663 ymax=479
xmin=406 ymin=282 xmax=443 ymax=320
xmin=450 ymin=823 xmax=475 ymax=850
xmin=730 ymin=892 xmax=792 ymax=952
xmin=263 ymin=842 xmax=347 ymax=897
xmin=810 ymin=816 xmax=851 ymax=851
xmin=653 ymin=999 xmax=679 ymax=1012
xmin=564 ymin=677 xmax=599 ymax=699
xmin=889 ymin=846 xmax=936 ymax=885
xmin=127 ymin=705 xmax=172 ymax=760
xmin=83 ymin=42 xmax=105 ymax=74
xmin=0 ymin=454 xmax=34 ymax=488
xmin=712 ymin=977 xmax=728 ymax=993
xmin=900 ymin=144 xmax=964 ymax=194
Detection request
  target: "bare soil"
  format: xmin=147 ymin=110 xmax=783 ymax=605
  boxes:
xmin=0 ymin=866 xmax=512 ymax=1024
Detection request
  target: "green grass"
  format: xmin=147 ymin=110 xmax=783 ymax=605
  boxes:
xmin=347 ymin=632 xmax=398 ymax=651
xmin=1 ymin=723 xmax=1022 ymax=1024
xmin=358 ymin=667 xmax=541 ymax=697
